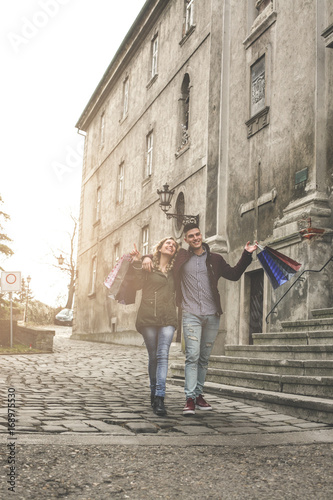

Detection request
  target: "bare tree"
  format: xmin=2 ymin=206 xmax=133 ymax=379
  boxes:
xmin=53 ymin=214 xmax=77 ymax=310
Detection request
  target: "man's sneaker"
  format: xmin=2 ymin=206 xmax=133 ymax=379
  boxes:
xmin=183 ymin=398 xmax=195 ymax=415
xmin=195 ymin=394 xmax=212 ymax=411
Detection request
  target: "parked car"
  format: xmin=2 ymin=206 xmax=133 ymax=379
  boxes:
xmin=54 ymin=308 xmax=73 ymax=326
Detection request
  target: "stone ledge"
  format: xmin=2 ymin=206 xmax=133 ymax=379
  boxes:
xmin=224 ymin=344 xmax=333 ymax=360
xmin=15 ymin=325 xmax=55 ymax=352
xmin=0 ymin=320 xmax=55 ymax=352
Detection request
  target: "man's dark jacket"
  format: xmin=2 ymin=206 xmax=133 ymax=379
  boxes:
xmin=172 ymin=242 xmax=252 ymax=315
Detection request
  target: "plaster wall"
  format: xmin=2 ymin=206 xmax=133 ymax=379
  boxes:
xmin=212 ymin=0 xmax=333 ymax=352
xmin=74 ymin=0 xmax=212 ymax=341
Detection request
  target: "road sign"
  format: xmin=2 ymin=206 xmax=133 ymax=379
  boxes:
xmin=1 ymin=272 xmax=22 ymax=292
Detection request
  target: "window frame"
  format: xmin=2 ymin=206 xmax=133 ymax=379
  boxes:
xmin=100 ymin=112 xmax=105 ymax=148
xmin=151 ymin=34 xmax=158 ymax=79
xmin=142 ymin=226 xmax=149 ymax=256
xmin=123 ymin=77 xmax=129 ymax=118
xmin=114 ymin=243 xmax=120 ymax=266
xmin=245 ymin=49 xmax=271 ymax=138
xmin=90 ymin=256 xmax=97 ymax=296
xmin=250 ymin=54 xmax=266 ymax=118
xmin=176 ymin=73 xmax=191 ymax=156
xmin=117 ymin=162 xmax=124 ymax=204
xmin=95 ymin=186 xmax=101 ymax=223
xmin=185 ymin=0 xmax=195 ymax=34
xmin=146 ymin=131 xmax=154 ymax=178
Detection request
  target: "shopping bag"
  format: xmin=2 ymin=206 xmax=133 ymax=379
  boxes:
xmin=104 ymin=254 xmax=132 ymax=299
xmin=257 ymin=246 xmax=301 ymax=289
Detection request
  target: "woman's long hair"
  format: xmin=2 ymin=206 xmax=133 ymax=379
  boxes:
xmin=152 ymin=237 xmax=179 ymax=272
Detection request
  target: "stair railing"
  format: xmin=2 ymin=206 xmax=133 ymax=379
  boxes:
xmin=265 ymin=256 xmax=333 ymax=324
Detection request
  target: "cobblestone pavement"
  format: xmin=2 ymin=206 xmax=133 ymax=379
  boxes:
xmin=1 ymin=327 xmax=333 ymax=499
xmin=0 ymin=326 xmax=332 ymax=440
xmin=0 ymin=327 xmax=329 ymax=439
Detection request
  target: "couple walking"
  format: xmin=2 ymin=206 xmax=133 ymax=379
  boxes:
xmin=130 ymin=223 xmax=257 ymax=417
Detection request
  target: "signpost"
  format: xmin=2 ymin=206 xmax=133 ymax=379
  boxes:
xmin=1 ymin=272 xmax=22 ymax=348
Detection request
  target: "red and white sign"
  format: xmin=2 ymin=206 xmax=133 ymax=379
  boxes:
xmin=1 ymin=272 xmax=22 ymax=292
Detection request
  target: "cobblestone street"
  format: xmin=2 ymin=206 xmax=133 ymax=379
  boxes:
xmin=0 ymin=327 xmax=332 ymax=498
xmin=0 ymin=327 xmax=330 ymax=438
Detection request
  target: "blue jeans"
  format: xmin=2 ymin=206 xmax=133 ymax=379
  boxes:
xmin=183 ymin=312 xmax=220 ymax=400
xmin=141 ymin=326 xmax=175 ymax=397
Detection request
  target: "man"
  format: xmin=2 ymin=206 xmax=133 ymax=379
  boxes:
xmin=143 ymin=223 xmax=257 ymax=415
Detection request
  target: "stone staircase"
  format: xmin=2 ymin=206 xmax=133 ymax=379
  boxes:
xmin=169 ymin=308 xmax=333 ymax=424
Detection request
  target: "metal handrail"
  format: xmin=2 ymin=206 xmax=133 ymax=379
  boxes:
xmin=265 ymin=256 xmax=333 ymax=324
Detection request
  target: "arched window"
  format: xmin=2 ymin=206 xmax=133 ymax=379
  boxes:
xmin=175 ymin=192 xmax=185 ymax=232
xmin=178 ymin=74 xmax=190 ymax=151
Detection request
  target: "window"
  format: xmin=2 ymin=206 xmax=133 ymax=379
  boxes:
xmin=90 ymin=256 xmax=97 ymax=295
xmin=245 ymin=53 xmax=269 ymax=138
xmin=95 ymin=187 xmax=101 ymax=222
xmin=177 ymin=73 xmax=190 ymax=153
xmin=175 ymin=192 xmax=185 ymax=232
xmin=151 ymin=35 xmax=158 ymax=78
xmin=146 ymin=131 xmax=153 ymax=177
xmin=123 ymin=77 xmax=129 ymax=117
xmin=251 ymin=55 xmax=265 ymax=117
xmin=185 ymin=0 xmax=195 ymax=34
xmin=117 ymin=162 xmax=124 ymax=203
xmin=100 ymin=112 xmax=105 ymax=147
xmin=114 ymin=243 xmax=120 ymax=265
xmin=142 ymin=226 xmax=149 ymax=256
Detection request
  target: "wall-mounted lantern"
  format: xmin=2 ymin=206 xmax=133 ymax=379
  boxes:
xmin=157 ymin=183 xmax=199 ymax=226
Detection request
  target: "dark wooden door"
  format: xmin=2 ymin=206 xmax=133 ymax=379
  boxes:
xmin=249 ymin=270 xmax=264 ymax=344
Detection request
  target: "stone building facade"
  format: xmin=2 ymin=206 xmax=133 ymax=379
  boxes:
xmin=73 ymin=0 xmax=333 ymax=353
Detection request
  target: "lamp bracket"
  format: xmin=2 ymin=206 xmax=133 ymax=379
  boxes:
xmin=165 ymin=213 xmax=199 ymax=226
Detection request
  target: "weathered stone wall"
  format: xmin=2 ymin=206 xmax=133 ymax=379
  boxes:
xmin=0 ymin=320 xmax=54 ymax=351
xmin=74 ymin=0 xmax=212 ymax=342
xmin=216 ymin=0 xmax=333 ymax=349
xmin=15 ymin=326 xmax=55 ymax=352
xmin=74 ymin=0 xmax=333 ymax=350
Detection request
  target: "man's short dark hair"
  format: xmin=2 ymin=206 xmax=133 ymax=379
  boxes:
xmin=183 ymin=222 xmax=200 ymax=235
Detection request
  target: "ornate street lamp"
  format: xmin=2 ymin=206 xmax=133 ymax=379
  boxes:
xmin=56 ymin=254 xmax=75 ymax=309
xmin=57 ymin=254 xmax=65 ymax=266
xmin=157 ymin=184 xmax=199 ymax=226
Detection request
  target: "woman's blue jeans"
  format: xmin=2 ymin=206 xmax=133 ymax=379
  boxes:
xmin=141 ymin=326 xmax=175 ymax=397
xmin=183 ymin=312 xmax=220 ymax=400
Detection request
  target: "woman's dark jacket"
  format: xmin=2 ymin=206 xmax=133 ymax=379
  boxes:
xmin=132 ymin=264 xmax=177 ymax=334
xmin=172 ymin=243 xmax=252 ymax=316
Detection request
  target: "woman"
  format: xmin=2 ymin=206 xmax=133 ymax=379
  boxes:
xmin=130 ymin=237 xmax=179 ymax=417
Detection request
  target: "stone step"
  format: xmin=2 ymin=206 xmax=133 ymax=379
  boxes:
xmin=252 ymin=330 xmax=333 ymax=346
xmin=281 ymin=317 xmax=333 ymax=332
xmin=224 ymin=344 xmax=333 ymax=360
xmin=207 ymin=369 xmax=333 ymax=398
xmin=208 ymin=355 xmax=333 ymax=376
xmin=312 ymin=308 xmax=333 ymax=319
xmin=168 ymin=377 xmax=333 ymax=424
xmin=170 ymin=363 xmax=333 ymax=398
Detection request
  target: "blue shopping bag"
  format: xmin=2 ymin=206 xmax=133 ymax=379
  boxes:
xmin=257 ymin=246 xmax=301 ymax=289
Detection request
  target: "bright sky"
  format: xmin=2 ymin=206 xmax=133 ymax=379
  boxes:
xmin=1 ymin=0 xmax=146 ymax=307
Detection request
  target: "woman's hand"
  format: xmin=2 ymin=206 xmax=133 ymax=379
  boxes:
xmin=130 ymin=243 xmax=141 ymax=262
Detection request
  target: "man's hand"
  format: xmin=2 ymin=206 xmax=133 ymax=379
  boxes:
xmin=245 ymin=241 xmax=258 ymax=254
xmin=142 ymin=256 xmax=153 ymax=272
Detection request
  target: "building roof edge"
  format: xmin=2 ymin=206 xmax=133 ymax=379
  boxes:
xmin=75 ymin=0 xmax=165 ymax=131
